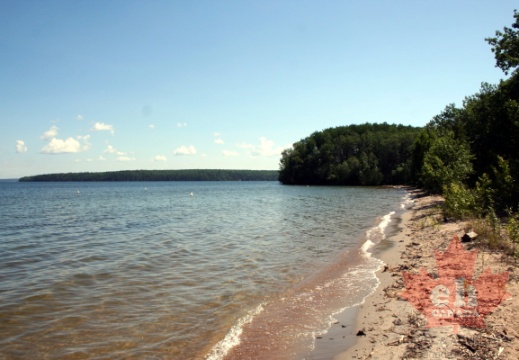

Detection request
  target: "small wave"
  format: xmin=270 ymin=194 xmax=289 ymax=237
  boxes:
xmin=362 ymin=211 xmax=395 ymax=255
xmin=205 ymin=303 xmax=265 ymax=360
xmin=205 ymin=260 xmax=384 ymax=360
xmin=400 ymin=193 xmax=415 ymax=210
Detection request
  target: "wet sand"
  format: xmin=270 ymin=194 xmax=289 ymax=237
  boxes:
xmin=308 ymin=195 xmax=413 ymax=359
xmin=330 ymin=191 xmax=519 ymax=359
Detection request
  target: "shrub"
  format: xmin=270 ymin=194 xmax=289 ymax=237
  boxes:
xmin=443 ymin=182 xmax=477 ymax=220
xmin=474 ymin=173 xmax=495 ymax=216
xmin=506 ymin=210 xmax=519 ymax=255
xmin=420 ymin=133 xmax=473 ymax=194
xmin=472 ymin=210 xmax=503 ymax=250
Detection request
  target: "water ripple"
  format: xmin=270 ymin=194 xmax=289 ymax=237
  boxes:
xmin=0 ymin=182 xmax=405 ymax=359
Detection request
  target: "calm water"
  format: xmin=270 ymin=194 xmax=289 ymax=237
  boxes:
xmin=0 ymin=181 xmax=410 ymax=359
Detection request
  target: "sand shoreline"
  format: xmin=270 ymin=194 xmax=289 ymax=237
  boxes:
xmin=308 ymin=188 xmax=412 ymax=359
xmin=328 ymin=190 xmax=519 ymax=359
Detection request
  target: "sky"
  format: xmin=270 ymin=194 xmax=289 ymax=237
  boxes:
xmin=1 ymin=0 xmax=517 ymax=179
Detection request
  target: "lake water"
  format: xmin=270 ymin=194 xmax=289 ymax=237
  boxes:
xmin=0 ymin=181 xmax=410 ymax=359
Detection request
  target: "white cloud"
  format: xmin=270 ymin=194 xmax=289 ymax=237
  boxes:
xmin=154 ymin=155 xmax=167 ymax=161
xmin=76 ymin=114 xmax=83 ymax=121
xmin=104 ymin=145 xmax=119 ymax=154
xmin=236 ymin=142 xmax=254 ymax=151
xmin=99 ymin=156 xmax=106 ymax=161
xmin=41 ymin=135 xmax=91 ymax=154
xmin=173 ymin=145 xmax=197 ymax=155
xmin=41 ymin=125 xmax=59 ymax=140
xmin=78 ymin=135 xmax=91 ymax=146
xmin=177 ymin=122 xmax=188 ymax=128
xmin=214 ymin=138 xmax=225 ymax=145
xmin=214 ymin=132 xmax=221 ymax=137
xmin=148 ymin=124 xmax=155 ymax=129
xmin=92 ymin=122 xmax=114 ymax=134
xmin=117 ymin=156 xmax=135 ymax=162
xmin=40 ymin=124 xmax=90 ymax=154
xmin=222 ymin=150 xmax=240 ymax=157
xmin=258 ymin=137 xmax=284 ymax=157
xmin=236 ymin=137 xmax=285 ymax=157
xmin=16 ymin=140 xmax=27 ymax=153
xmin=104 ymin=144 xmax=128 ymax=158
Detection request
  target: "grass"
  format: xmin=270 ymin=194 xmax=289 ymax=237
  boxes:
xmin=465 ymin=212 xmax=519 ymax=258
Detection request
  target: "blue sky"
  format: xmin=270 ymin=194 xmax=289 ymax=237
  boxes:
xmin=1 ymin=0 xmax=517 ymax=179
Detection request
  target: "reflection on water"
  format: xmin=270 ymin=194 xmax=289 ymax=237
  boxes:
xmin=0 ymin=182 xmax=406 ymax=359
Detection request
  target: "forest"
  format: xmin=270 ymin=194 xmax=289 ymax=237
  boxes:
xmin=409 ymin=10 xmax=519 ymax=216
xmin=279 ymin=10 xmax=519 ymax=217
xmin=19 ymin=169 xmax=278 ymax=182
xmin=278 ymin=123 xmax=421 ymax=186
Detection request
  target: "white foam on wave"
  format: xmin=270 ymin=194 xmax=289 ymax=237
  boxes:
xmin=295 ymin=205 xmax=406 ymax=355
xmin=205 ymin=303 xmax=264 ymax=360
xmin=206 ymin=206 xmax=403 ymax=359
xmin=360 ymin=239 xmax=376 ymax=254
xmin=362 ymin=211 xmax=395 ymax=255
xmin=305 ymin=259 xmax=384 ymax=353
xmin=400 ymin=193 xmax=414 ymax=209
xmin=333 ymin=263 xmax=383 ymax=307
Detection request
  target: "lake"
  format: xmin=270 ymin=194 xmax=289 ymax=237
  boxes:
xmin=0 ymin=181 xmax=410 ymax=359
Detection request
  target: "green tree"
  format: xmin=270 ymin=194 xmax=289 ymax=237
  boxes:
xmin=19 ymin=169 xmax=279 ymax=182
xmin=427 ymin=104 xmax=466 ymax=139
xmin=486 ymin=9 xmax=519 ymax=75
xmin=420 ymin=133 xmax=474 ymax=194
xmin=492 ymin=156 xmax=517 ymax=210
xmin=410 ymin=128 xmax=438 ymax=185
xmin=278 ymin=123 xmax=421 ymax=185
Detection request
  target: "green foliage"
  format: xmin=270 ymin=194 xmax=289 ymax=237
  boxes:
xmin=279 ymin=8 xmax=519 ymax=215
xmin=409 ymin=127 xmax=437 ymax=185
xmin=19 ymin=169 xmax=279 ymax=182
xmin=443 ymin=182 xmax=477 ymax=220
xmin=278 ymin=123 xmax=421 ymax=185
xmin=442 ymin=173 xmax=500 ymax=220
xmin=473 ymin=209 xmax=503 ymax=250
xmin=474 ymin=173 xmax=495 ymax=215
xmin=427 ymin=104 xmax=467 ymax=139
xmin=418 ymin=74 xmax=519 ymax=211
xmin=469 ymin=208 xmax=519 ymax=257
xmin=492 ymin=156 xmax=517 ymax=211
xmin=461 ymin=81 xmax=519 ymax=182
xmin=419 ymin=133 xmax=473 ymax=194
xmin=506 ymin=211 xmax=519 ymax=253
xmin=486 ymin=9 xmax=519 ymax=75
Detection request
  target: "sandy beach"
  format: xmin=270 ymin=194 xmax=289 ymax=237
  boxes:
xmin=327 ymin=190 xmax=519 ymax=359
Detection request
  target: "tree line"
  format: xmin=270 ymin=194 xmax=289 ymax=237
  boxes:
xmin=278 ymin=123 xmax=421 ymax=186
xmin=19 ymin=169 xmax=279 ymax=182
xmin=279 ymin=10 xmax=519 ymax=217
xmin=412 ymin=10 xmax=519 ymax=216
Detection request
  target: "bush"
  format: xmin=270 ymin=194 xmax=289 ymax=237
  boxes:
xmin=506 ymin=211 xmax=519 ymax=255
xmin=472 ymin=210 xmax=503 ymax=250
xmin=473 ymin=173 xmax=495 ymax=216
xmin=420 ymin=134 xmax=473 ymax=194
xmin=493 ymin=156 xmax=516 ymax=211
xmin=443 ymin=182 xmax=477 ymax=220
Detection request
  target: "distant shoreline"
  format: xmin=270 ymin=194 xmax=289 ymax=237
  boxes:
xmin=18 ymin=169 xmax=279 ymax=182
